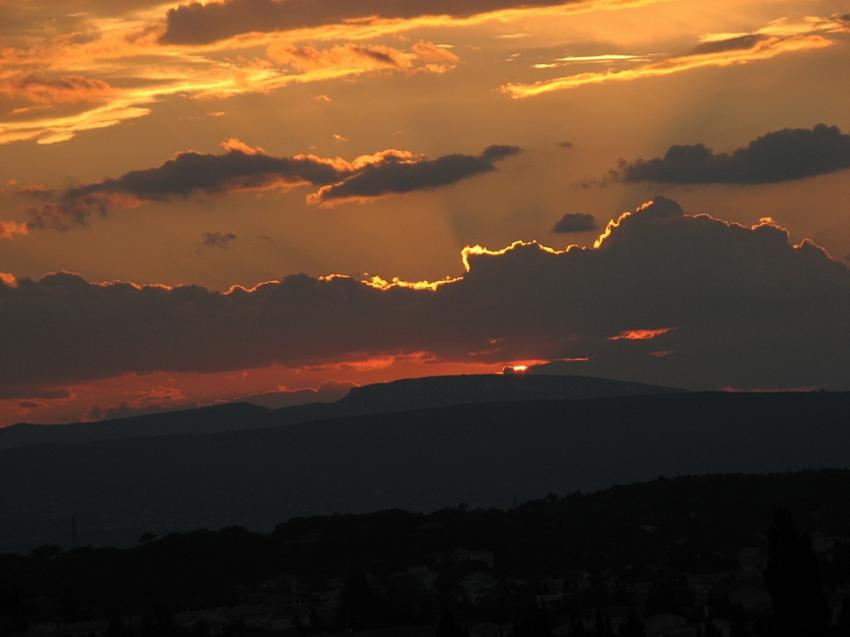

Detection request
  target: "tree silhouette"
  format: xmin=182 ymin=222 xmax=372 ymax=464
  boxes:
xmin=621 ymin=609 xmax=645 ymax=637
xmin=835 ymin=598 xmax=850 ymax=636
xmin=106 ymin=614 xmax=126 ymax=637
xmin=764 ymin=509 xmax=830 ymax=637
xmin=731 ymin=618 xmax=751 ymax=637
xmin=191 ymin=619 xmax=210 ymax=637
xmin=594 ymin=608 xmax=611 ymax=636
xmin=435 ymin=610 xmax=468 ymax=637
xmin=703 ymin=612 xmax=721 ymax=637
xmin=337 ymin=571 xmax=383 ymax=630
xmin=513 ymin=602 xmax=552 ymax=637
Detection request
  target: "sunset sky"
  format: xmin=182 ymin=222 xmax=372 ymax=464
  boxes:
xmin=1 ymin=0 xmax=849 ymax=425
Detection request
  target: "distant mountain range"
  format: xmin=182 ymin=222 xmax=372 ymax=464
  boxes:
xmin=0 ymin=375 xmax=847 ymax=552
xmin=0 ymin=373 xmax=679 ymax=451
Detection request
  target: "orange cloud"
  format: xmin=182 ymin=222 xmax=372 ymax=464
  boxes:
xmin=0 ymin=220 xmax=28 ymax=240
xmin=0 ymin=99 xmax=152 ymax=145
xmin=220 ymin=138 xmax=264 ymax=155
xmin=0 ymin=73 xmax=113 ymax=105
xmin=0 ymin=16 xmax=460 ymax=145
xmin=503 ymin=16 xmax=849 ymax=98
xmin=362 ymin=274 xmax=463 ymax=292
xmin=0 ymin=0 xmax=669 ymax=144
xmin=0 ymin=33 xmax=454 ymax=145
xmin=609 ymin=328 xmax=674 ymax=341
xmin=267 ymin=41 xmax=439 ymax=73
xmin=302 ymin=351 xmax=438 ymax=373
xmin=461 ymin=240 xmax=567 ymax=272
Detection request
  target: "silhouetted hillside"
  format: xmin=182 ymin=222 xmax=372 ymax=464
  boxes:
xmin=0 ymin=374 xmax=678 ymax=451
xmin=0 ymin=391 xmax=847 ymax=552
xmin=0 ymin=402 xmax=275 ymax=451
xmin=4 ymin=469 xmax=850 ymax=637
xmin=334 ymin=373 xmax=679 ymax=414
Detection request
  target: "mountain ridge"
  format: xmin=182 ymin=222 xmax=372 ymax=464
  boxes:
xmin=0 ymin=373 xmax=680 ymax=450
xmin=1 ymin=390 xmax=847 ymax=552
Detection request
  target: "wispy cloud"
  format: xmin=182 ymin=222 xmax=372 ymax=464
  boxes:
xmin=0 ymin=34 xmax=458 ymax=145
xmin=503 ymin=15 xmax=850 ymax=98
xmin=533 ymin=53 xmax=650 ymax=69
xmin=159 ymin=0 xmax=667 ymax=45
xmin=0 ymin=0 xmax=666 ymax=145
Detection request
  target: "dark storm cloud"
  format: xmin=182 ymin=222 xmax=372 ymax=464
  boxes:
xmin=2 ymin=197 xmax=849 ymax=392
xmin=312 ymin=145 xmax=522 ymax=204
xmin=26 ymin=143 xmax=520 ymax=228
xmin=202 ymin=232 xmax=237 ymax=249
xmin=160 ymin=0 xmax=583 ymax=45
xmin=619 ymin=124 xmax=850 ymax=184
xmin=552 ymin=212 xmax=597 ymax=233
xmin=27 ymin=145 xmax=343 ymax=229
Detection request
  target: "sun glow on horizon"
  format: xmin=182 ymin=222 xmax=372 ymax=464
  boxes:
xmin=609 ymin=327 xmax=675 ymax=341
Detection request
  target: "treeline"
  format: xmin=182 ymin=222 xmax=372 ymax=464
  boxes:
xmin=4 ymin=469 xmax=850 ymax=635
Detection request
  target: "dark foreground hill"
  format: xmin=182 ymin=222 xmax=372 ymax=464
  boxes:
xmin=4 ymin=469 xmax=850 ymax=637
xmin=0 ymin=373 xmax=678 ymax=451
xmin=0 ymin=391 xmax=847 ymax=552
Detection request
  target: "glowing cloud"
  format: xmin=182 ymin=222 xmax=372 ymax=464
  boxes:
xmin=309 ymin=145 xmax=522 ymax=206
xmin=0 ymin=73 xmax=113 ymax=105
xmin=0 ymin=220 xmax=28 ymax=240
xmin=502 ymin=16 xmax=849 ymax=98
xmin=0 ymin=30 xmax=459 ymax=145
xmin=609 ymin=328 xmax=674 ymax=341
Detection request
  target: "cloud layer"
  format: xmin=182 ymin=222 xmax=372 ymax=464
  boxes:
xmin=160 ymin=0 xmax=622 ymax=45
xmin=619 ymin=124 xmax=850 ymax=184
xmin=25 ymin=142 xmax=521 ymax=229
xmin=503 ymin=16 xmax=850 ymax=98
xmin=0 ymin=32 xmax=458 ymax=145
xmin=202 ymin=232 xmax=237 ymax=249
xmin=3 ymin=197 xmax=848 ymax=396
xmin=310 ymin=145 xmax=522 ymax=205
